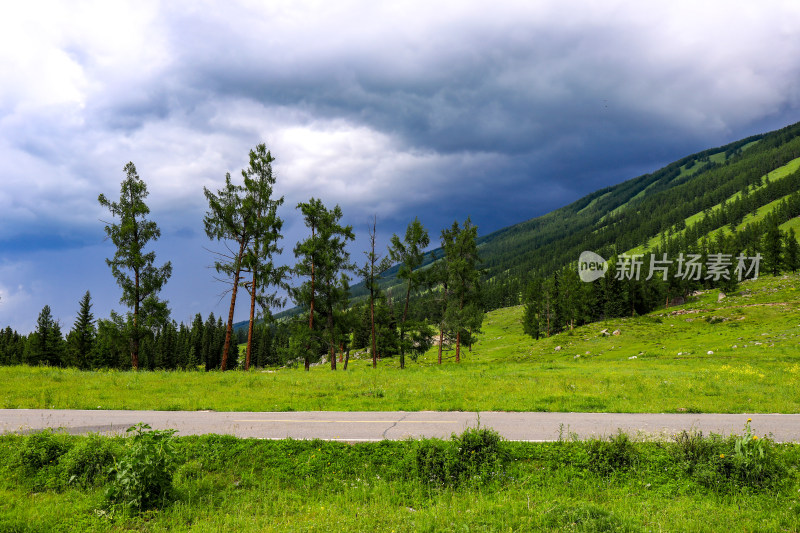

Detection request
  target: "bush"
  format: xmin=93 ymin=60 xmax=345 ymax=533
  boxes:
xmin=453 ymin=426 xmax=508 ymax=484
xmin=671 ymin=429 xmax=722 ymax=473
xmin=59 ymin=433 xmax=117 ymax=488
xmin=728 ymin=420 xmax=787 ymax=490
xmin=17 ymin=429 xmax=73 ymax=490
xmin=106 ymin=423 xmax=177 ymax=512
xmin=587 ymin=431 xmax=638 ymax=476
xmin=415 ymin=426 xmax=508 ymax=487
xmin=17 ymin=429 xmax=72 ymax=474
xmin=415 ymin=438 xmax=458 ymax=487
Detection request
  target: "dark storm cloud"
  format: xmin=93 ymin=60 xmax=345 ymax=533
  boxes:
xmin=2 ymin=0 xmax=800 ymax=331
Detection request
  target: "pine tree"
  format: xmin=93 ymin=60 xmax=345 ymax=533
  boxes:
xmin=99 ymin=162 xmax=172 ymax=370
xmin=293 ymin=199 xmax=355 ymax=370
xmin=441 ymin=219 xmax=483 ymax=363
xmin=783 ymin=228 xmax=800 ymax=272
xmin=388 ymin=217 xmax=430 ymax=369
xmin=240 ymin=144 xmax=289 ymax=370
xmin=65 ymin=291 xmax=95 ymax=369
xmin=204 ymin=172 xmax=251 ymax=371
xmin=358 ymin=216 xmax=392 ymax=368
xmin=522 ymin=278 xmax=542 ymax=340
xmin=762 ymin=217 xmax=783 ymax=276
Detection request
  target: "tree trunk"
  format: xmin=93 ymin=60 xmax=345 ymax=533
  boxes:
xmin=456 ymin=330 xmax=461 ymax=363
xmin=246 ymin=276 xmax=255 ymax=370
xmin=400 ymin=282 xmax=411 ymax=369
xmin=437 ymin=326 xmax=443 ymax=364
xmin=370 ymin=288 xmax=377 ymax=368
xmin=132 ymin=267 xmax=140 ymax=370
xmin=344 ymin=346 xmax=350 ymax=370
xmin=221 ymin=240 xmax=246 ymax=371
xmin=329 ymin=312 xmax=336 ymax=371
xmin=305 ymin=225 xmax=316 ymax=373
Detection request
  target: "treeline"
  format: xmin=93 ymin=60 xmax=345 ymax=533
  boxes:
xmin=0 ymin=296 xmax=288 ymax=371
xmin=0 ymin=145 xmax=485 ymax=371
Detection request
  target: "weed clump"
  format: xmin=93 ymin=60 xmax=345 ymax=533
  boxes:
xmin=59 ymin=433 xmax=116 ymax=488
xmin=16 ymin=429 xmax=72 ymax=490
xmin=106 ymin=423 xmax=177 ymax=512
xmin=415 ymin=426 xmax=508 ymax=487
xmin=672 ymin=421 xmax=787 ymax=492
xmin=587 ymin=431 xmax=638 ymax=475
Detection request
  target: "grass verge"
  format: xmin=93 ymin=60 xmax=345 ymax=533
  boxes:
xmin=1 ymin=423 xmax=799 ymax=532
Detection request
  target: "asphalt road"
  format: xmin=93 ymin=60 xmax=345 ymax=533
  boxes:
xmin=2 ymin=410 xmax=799 ymax=442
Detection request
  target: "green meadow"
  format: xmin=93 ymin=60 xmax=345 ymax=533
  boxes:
xmin=2 ymin=273 xmax=799 ymax=414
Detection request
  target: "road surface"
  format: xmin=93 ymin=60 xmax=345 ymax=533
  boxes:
xmin=2 ymin=409 xmax=799 ymax=442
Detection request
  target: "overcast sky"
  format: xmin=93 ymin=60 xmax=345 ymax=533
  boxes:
xmin=2 ymin=0 xmax=800 ymax=333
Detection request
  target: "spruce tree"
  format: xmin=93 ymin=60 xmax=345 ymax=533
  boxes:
xmin=784 ymin=229 xmax=800 ymax=272
xmin=762 ymin=217 xmax=783 ymax=276
xmin=26 ymin=305 xmax=64 ymax=366
xmin=66 ymin=291 xmax=95 ymax=369
xmin=99 ymin=162 xmax=172 ymax=370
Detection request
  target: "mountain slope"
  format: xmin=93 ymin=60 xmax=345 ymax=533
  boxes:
xmin=260 ymin=120 xmax=800 ymax=327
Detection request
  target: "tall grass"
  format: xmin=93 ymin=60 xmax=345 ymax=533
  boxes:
xmin=1 ymin=425 xmax=798 ymax=532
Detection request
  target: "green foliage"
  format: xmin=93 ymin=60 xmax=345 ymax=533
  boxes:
xmin=106 ymin=423 xmax=177 ymax=512
xmin=586 ymin=430 xmax=638 ymax=476
xmin=542 ymin=503 xmax=643 ymax=532
xmin=240 ymin=143 xmax=289 ymax=370
xmin=99 ymin=162 xmax=172 ymax=370
xmin=17 ymin=429 xmax=72 ymax=486
xmin=292 ymin=198 xmax=355 ymax=370
xmin=414 ymin=426 xmax=508 ymax=487
xmin=671 ymin=422 xmax=787 ymax=492
xmin=730 ymin=419 xmax=786 ymax=490
xmin=3 ymin=426 xmax=800 ymax=531
xmin=59 ymin=433 xmax=116 ymax=488
xmin=25 ymin=305 xmax=64 ymax=367
xmin=414 ymin=437 xmax=457 ymax=486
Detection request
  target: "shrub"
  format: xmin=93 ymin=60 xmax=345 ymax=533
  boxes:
xmin=415 ymin=438 xmax=457 ymax=487
xmin=106 ymin=423 xmax=177 ymax=512
xmin=587 ymin=431 xmax=638 ymax=476
xmin=415 ymin=426 xmax=509 ymax=487
xmin=453 ymin=426 xmax=508 ymax=484
xmin=17 ymin=429 xmax=72 ymax=475
xmin=59 ymin=433 xmax=117 ymax=488
xmin=672 ymin=421 xmax=787 ymax=492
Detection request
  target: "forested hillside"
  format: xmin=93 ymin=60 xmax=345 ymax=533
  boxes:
xmin=379 ymin=121 xmax=800 ymax=311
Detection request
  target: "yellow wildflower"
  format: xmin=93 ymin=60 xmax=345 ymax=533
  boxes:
xmin=753 ymin=435 xmax=758 ymax=440
xmin=719 ymin=454 xmax=725 ymax=459
xmin=747 ymin=418 xmax=752 ymax=423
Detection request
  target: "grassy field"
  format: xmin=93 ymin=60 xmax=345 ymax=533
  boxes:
xmin=1 ymin=273 xmax=799 ymax=414
xmin=1 ymin=424 xmax=799 ymax=532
